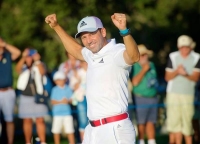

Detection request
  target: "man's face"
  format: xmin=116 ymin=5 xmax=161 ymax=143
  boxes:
xmin=54 ymin=79 xmax=66 ymax=87
xmin=179 ymin=46 xmax=191 ymax=57
xmin=139 ymin=53 xmax=149 ymax=64
xmin=80 ymin=28 xmax=107 ymax=53
xmin=25 ymin=56 xmax=33 ymax=67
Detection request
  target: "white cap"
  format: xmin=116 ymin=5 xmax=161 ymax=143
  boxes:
xmin=75 ymin=16 xmax=103 ymax=38
xmin=177 ymin=35 xmax=196 ymax=49
xmin=138 ymin=44 xmax=153 ymax=58
xmin=53 ymin=71 xmax=66 ymax=81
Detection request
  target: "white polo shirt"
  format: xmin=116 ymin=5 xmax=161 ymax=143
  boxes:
xmin=81 ymin=39 xmax=131 ymax=120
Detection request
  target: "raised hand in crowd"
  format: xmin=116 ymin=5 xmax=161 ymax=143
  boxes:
xmin=0 ymin=37 xmax=21 ymax=60
xmin=142 ymin=62 xmax=150 ymax=72
xmin=177 ymin=65 xmax=187 ymax=76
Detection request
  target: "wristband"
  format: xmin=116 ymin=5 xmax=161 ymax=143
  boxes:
xmin=119 ymin=29 xmax=131 ymax=37
xmin=119 ymin=29 xmax=129 ymax=34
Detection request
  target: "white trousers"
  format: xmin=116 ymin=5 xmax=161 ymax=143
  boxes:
xmin=82 ymin=118 xmax=136 ymax=144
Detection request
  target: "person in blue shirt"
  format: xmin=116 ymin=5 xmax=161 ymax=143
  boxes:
xmin=51 ymin=71 xmax=75 ymax=144
xmin=0 ymin=37 xmax=21 ymax=144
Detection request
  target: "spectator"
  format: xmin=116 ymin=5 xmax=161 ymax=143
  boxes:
xmin=131 ymin=44 xmax=158 ymax=144
xmin=71 ymin=61 xmax=88 ymax=142
xmin=58 ymin=53 xmax=81 ymax=139
xmin=58 ymin=52 xmax=80 ymax=86
xmin=165 ymin=35 xmax=200 ymax=144
xmin=0 ymin=37 xmax=21 ymax=144
xmin=51 ymin=71 xmax=75 ymax=144
xmin=16 ymin=48 xmax=48 ymax=144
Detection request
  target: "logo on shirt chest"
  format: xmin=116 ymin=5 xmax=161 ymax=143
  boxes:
xmin=2 ymin=58 xmax=7 ymax=64
xmin=99 ymin=58 xmax=104 ymax=63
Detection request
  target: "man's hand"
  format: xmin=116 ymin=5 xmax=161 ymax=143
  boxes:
xmin=32 ymin=53 xmax=41 ymax=61
xmin=45 ymin=14 xmax=58 ymax=28
xmin=111 ymin=13 xmax=127 ymax=30
xmin=142 ymin=63 xmax=150 ymax=72
xmin=177 ymin=65 xmax=188 ymax=76
xmin=61 ymin=98 xmax=68 ymax=104
xmin=22 ymin=49 xmax=29 ymax=57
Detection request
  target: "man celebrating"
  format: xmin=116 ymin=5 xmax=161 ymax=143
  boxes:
xmin=45 ymin=13 xmax=139 ymax=144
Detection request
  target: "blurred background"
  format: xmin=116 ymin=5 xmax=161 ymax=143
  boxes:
xmin=0 ymin=0 xmax=199 ymax=76
xmin=0 ymin=0 xmax=200 ymax=143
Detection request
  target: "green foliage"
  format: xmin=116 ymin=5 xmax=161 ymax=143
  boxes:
xmin=0 ymin=0 xmax=199 ymax=73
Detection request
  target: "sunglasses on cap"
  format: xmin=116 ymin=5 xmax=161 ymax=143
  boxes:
xmin=28 ymin=49 xmax=37 ymax=56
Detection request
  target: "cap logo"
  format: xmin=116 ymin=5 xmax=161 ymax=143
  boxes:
xmin=80 ymin=21 xmax=87 ymax=28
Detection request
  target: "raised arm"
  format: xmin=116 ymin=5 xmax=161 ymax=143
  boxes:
xmin=0 ymin=38 xmax=21 ymax=60
xmin=15 ymin=49 xmax=29 ymax=74
xmin=32 ymin=52 xmax=46 ymax=76
xmin=132 ymin=63 xmax=150 ymax=86
xmin=111 ymin=13 xmax=140 ymax=65
xmin=45 ymin=14 xmax=84 ymax=61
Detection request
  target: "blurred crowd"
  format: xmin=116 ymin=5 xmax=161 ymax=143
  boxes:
xmin=0 ymin=34 xmax=200 ymax=144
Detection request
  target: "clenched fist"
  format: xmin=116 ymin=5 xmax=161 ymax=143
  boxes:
xmin=45 ymin=14 xmax=58 ymax=28
xmin=111 ymin=13 xmax=127 ymax=30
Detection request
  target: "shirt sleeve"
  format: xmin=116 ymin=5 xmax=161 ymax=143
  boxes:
xmin=194 ymin=58 xmax=200 ymax=72
xmin=165 ymin=57 xmax=173 ymax=72
xmin=113 ymin=44 xmax=132 ymax=69
xmin=81 ymin=48 xmax=89 ymax=63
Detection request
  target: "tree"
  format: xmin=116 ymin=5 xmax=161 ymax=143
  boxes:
xmin=0 ymin=0 xmax=199 ymax=73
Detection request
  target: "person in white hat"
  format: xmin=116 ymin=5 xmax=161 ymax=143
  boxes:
xmin=45 ymin=13 xmax=139 ymax=144
xmin=131 ymin=44 xmax=158 ymax=144
xmin=51 ymin=71 xmax=75 ymax=144
xmin=165 ymin=35 xmax=200 ymax=144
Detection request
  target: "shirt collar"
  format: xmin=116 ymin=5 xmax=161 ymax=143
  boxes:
xmin=96 ymin=39 xmax=116 ymax=55
xmin=87 ymin=39 xmax=116 ymax=61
